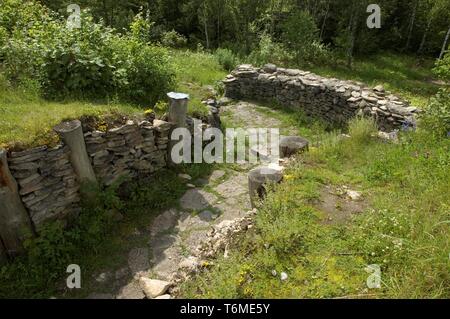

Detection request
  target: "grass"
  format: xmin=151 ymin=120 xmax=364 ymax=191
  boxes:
xmin=310 ymin=52 xmax=444 ymax=108
xmin=0 ymin=50 xmax=441 ymax=149
xmin=180 ymin=118 xmax=450 ymax=299
xmin=0 ymin=78 xmax=142 ymax=149
xmin=1 ymin=49 xmax=447 ymax=298
xmin=0 ymin=49 xmax=227 ymax=149
xmin=170 ymin=50 xmax=227 ymax=117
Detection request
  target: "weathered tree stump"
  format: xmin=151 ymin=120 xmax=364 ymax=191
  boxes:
xmin=0 ymin=149 xmax=34 ymax=257
xmin=279 ymin=136 xmax=309 ymax=158
xmin=167 ymin=92 xmax=189 ymax=128
xmin=167 ymin=92 xmax=189 ymax=165
xmin=0 ymin=239 xmax=7 ymax=264
xmin=54 ymin=120 xmax=97 ymax=185
xmin=248 ymin=167 xmax=283 ymax=208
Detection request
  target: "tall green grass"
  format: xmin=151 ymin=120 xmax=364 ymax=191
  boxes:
xmin=181 ymin=118 xmax=450 ymax=299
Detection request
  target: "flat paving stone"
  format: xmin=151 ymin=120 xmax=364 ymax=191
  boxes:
xmin=150 ymin=234 xmax=184 ymax=280
xmin=176 ymin=212 xmax=210 ymax=232
xmin=214 ymin=173 xmax=248 ymax=197
xmin=128 ymin=248 xmax=150 ymax=275
xmin=180 ymin=189 xmax=218 ymax=211
xmin=209 ymin=170 xmax=226 ymax=182
xmin=149 ymin=209 xmax=179 ymax=237
xmin=116 ymin=281 xmax=145 ymax=299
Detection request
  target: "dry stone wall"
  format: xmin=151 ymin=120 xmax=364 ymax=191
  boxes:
xmin=224 ymin=64 xmax=418 ymax=131
xmin=6 ymin=118 xmax=172 ymax=230
xmin=84 ymin=119 xmax=170 ymax=186
xmin=8 ymin=145 xmax=80 ymax=228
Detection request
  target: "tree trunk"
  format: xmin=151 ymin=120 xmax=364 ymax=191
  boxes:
xmin=347 ymin=8 xmax=357 ymax=69
xmin=203 ymin=6 xmax=210 ymax=50
xmin=418 ymin=16 xmax=432 ymax=54
xmin=0 ymin=149 xmax=34 ymax=257
xmin=405 ymin=0 xmax=418 ymax=50
xmin=320 ymin=0 xmax=330 ymax=40
xmin=439 ymin=26 xmax=450 ymax=60
xmin=54 ymin=120 xmax=97 ymax=186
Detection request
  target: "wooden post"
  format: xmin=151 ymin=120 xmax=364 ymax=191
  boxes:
xmin=54 ymin=120 xmax=97 ymax=185
xmin=167 ymin=92 xmax=189 ymax=165
xmin=167 ymin=92 xmax=189 ymax=128
xmin=248 ymin=167 xmax=283 ymax=209
xmin=279 ymin=136 xmax=309 ymax=158
xmin=0 ymin=238 xmax=8 ymax=264
xmin=0 ymin=149 xmax=34 ymax=257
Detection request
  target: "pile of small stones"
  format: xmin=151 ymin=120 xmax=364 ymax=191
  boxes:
xmin=167 ymin=209 xmax=258 ymax=296
xmin=8 ymin=145 xmax=80 ymax=228
xmin=84 ymin=119 xmax=170 ymax=186
xmin=224 ymin=64 xmax=418 ymax=132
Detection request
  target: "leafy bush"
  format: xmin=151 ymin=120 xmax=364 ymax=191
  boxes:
xmin=111 ymin=38 xmax=176 ymax=105
xmin=161 ymin=30 xmax=187 ymax=48
xmin=281 ymin=10 xmax=331 ymax=66
xmin=0 ymin=183 xmax=123 ymax=298
xmin=129 ymin=10 xmax=153 ymax=44
xmin=248 ymin=33 xmax=293 ymax=67
xmin=420 ymin=88 xmax=450 ymax=138
xmin=433 ymin=46 xmax=450 ymax=81
xmin=215 ymin=48 xmax=239 ymax=71
xmin=0 ymin=2 xmax=175 ymax=106
xmin=348 ymin=116 xmax=378 ymax=144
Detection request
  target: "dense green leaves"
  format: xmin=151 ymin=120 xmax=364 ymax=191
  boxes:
xmin=0 ymin=0 xmax=175 ymax=106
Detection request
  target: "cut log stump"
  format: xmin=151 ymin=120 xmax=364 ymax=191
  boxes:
xmin=248 ymin=166 xmax=283 ymax=208
xmin=279 ymin=136 xmax=309 ymax=158
xmin=167 ymin=92 xmax=189 ymax=165
xmin=0 ymin=239 xmax=7 ymax=264
xmin=54 ymin=120 xmax=97 ymax=185
xmin=0 ymin=149 xmax=34 ymax=257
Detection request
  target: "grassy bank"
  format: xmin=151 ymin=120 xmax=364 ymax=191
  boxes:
xmin=310 ymin=53 xmax=443 ymax=108
xmin=0 ymin=50 xmax=227 ymax=149
xmin=0 ymin=51 xmax=441 ymax=149
xmin=180 ymin=118 xmax=450 ymax=299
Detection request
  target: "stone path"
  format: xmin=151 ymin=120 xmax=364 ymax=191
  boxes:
xmin=222 ymin=101 xmax=295 ymax=133
xmin=87 ymin=101 xmax=279 ymax=299
xmin=84 ymin=99 xmax=366 ymax=299
xmin=104 ymin=170 xmax=253 ymax=299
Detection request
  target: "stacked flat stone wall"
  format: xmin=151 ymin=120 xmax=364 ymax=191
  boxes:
xmin=224 ymin=64 xmax=418 ymax=131
xmin=84 ymin=119 xmax=170 ymax=186
xmin=5 ymin=118 xmax=172 ymax=231
xmin=8 ymin=145 xmax=80 ymax=228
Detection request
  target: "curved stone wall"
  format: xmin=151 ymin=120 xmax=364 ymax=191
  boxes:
xmin=224 ymin=64 xmax=418 ymax=131
xmin=6 ymin=119 xmax=171 ymax=229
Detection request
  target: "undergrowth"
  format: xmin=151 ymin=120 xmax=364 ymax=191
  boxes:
xmin=180 ymin=118 xmax=450 ymax=299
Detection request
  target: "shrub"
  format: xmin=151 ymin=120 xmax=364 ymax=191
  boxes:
xmin=215 ymin=48 xmax=239 ymax=71
xmin=112 ymin=38 xmax=175 ymax=105
xmin=0 ymin=4 xmax=175 ymax=106
xmin=348 ymin=116 xmax=378 ymax=144
xmin=129 ymin=10 xmax=153 ymax=44
xmin=433 ymin=46 xmax=450 ymax=81
xmin=248 ymin=33 xmax=293 ymax=67
xmin=420 ymin=88 xmax=450 ymax=138
xmin=281 ymin=10 xmax=331 ymax=66
xmin=161 ymin=30 xmax=187 ymax=48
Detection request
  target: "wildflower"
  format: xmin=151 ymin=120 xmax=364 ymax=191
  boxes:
xmin=284 ymin=174 xmax=294 ymax=181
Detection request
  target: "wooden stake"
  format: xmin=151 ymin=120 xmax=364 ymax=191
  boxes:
xmin=54 ymin=120 xmax=97 ymax=185
xmin=0 ymin=149 xmax=34 ymax=257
